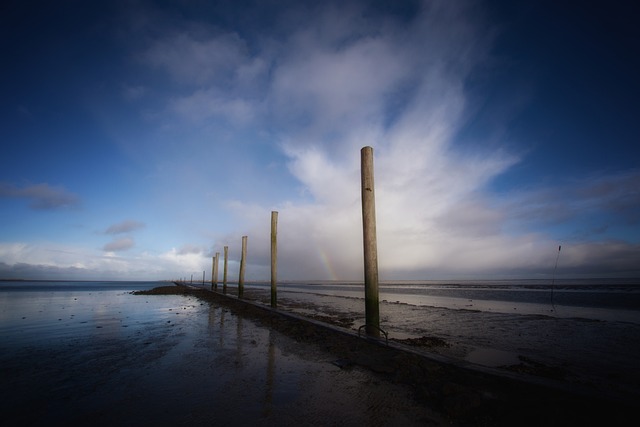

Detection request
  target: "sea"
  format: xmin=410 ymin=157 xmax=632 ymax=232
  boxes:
xmin=271 ymin=278 xmax=640 ymax=322
xmin=1 ymin=278 xmax=639 ymax=424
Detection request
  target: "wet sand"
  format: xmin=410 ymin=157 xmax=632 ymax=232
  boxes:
xmin=141 ymin=284 xmax=633 ymax=425
xmin=237 ymin=284 xmax=640 ymax=402
xmin=1 ymin=285 xmax=441 ymax=426
xmin=1 ymin=283 xmax=634 ymax=426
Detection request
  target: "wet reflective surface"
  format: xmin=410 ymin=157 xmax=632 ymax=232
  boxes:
xmin=0 ymin=283 xmax=442 ymax=426
xmin=238 ymin=284 xmax=640 ymax=400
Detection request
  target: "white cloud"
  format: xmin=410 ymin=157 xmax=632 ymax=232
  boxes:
xmin=128 ymin=0 xmax=545 ymax=279
xmin=271 ymin=37 xmax=407 ymax=132
xmin=224 ymin=0 xmax=524 ymax=279
xmin=109 ymin=0 xmax=639 ymax=281
xmin=0 ymin=242 xmax=102 ymax=273
xmin=207 ymin=1 xmax=634 ymax=280
xmin=0 ymin=242 xmax=214 ymax=281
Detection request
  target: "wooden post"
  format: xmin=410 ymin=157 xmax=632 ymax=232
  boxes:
xmin=213 ymin=252 xmax=220 ymax=291
xmin=361 ymin=146 xmax=380 ymax=337
xmin=238 ymin=236 xmax=247 ymax=298
xmin=202 ymin=270 xmax=205 ymax=285
xmin=271 ymin=211 xmax=278 ymax=308
xmin=223 ymin=246 xmax=229 ymax=294
xmin=211 ymin=256 xmax=215 ymax=289
xmin=190 ymin=274 xmax=193 ymax=285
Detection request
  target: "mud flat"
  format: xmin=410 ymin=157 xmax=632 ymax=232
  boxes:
xmin=1 ymin=281 xmax=632 ymax=426
xmin=139 ymin=284 xmax=634 ymax=426
xmin=3 ymin=283 xmax=440 ymax=426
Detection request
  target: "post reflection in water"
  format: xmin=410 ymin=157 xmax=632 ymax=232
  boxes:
xmin=262 ymin=330 xmax=276 ymax=417
xmin=236 ymin=314 xmax=243 ymax=369
xmin=219 ymin=307 xmax=226 ymax=347
xmin=204 ymin=298 xmax=278 ymax=417
xmin=165 ymin=295 xmax=453 ymax=425
xmin=207 ymin=302 xmax=227 ymax=347
xmin=208 ymin=304 xmax=216 ymax=332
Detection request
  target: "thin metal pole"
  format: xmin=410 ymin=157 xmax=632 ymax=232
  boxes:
xmin=238 ymin=236 xmax=247 ymax=298
xmin=361 ymin=146 xmax=380 ymax=337
xmin=271 ymin=211 xmax=278 ymax=308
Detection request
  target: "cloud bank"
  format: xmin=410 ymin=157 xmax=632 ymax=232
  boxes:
xmin=0 ymin=242 xmax=210 ymax=281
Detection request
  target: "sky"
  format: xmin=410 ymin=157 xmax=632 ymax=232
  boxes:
xmin=1 ymin=0 xmax=639 ymax=281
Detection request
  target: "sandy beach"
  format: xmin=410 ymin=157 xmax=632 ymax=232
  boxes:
xmin=1 ymin=282 xmax=635 ymax=426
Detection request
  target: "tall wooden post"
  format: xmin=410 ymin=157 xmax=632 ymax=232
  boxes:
xmin=202 ymin=270 xmax=205 ymax=285
xmin=223 ymin=246 xmax=229 ymax=294
xmin=211 ymin=256 xmax=216 ymax=289
xmin=238 ymin=236 xmax=247 ymax=298
xmin=361 ymin=146 xmax=380 ymax=337
xmin=213 ymin=252 xmax=220 ymax=290
xmin=271 ymin=211 xmax=278 ymax=308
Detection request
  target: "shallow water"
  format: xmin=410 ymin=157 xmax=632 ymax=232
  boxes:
xmin=275 ymin=279 xmax=640 ymax=323
xmin=0 ymin=281 xmax=442 ymax=426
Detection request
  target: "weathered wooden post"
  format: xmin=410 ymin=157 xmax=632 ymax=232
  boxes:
xmin=223 ymin=246 xmax=229 ymax=294
xmin=190 ymin=274 xmax=193 ymax=285
xmin=271 ymin=211 xmax=278 ymax=308
xmin=211 ymin=256 xmax=216 ymax=290
xmin=238 ymin=236 xmax=247 ymax=298
xmin=202 ymin=270 xmax=205 ymax=285
xmin=361 ymin=146 xmax=380 ymax=337
xmin=213 ymin=252 xmax=220 ymax=291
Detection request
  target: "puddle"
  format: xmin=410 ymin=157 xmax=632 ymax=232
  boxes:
xmin=466 ymin=347 xmax=520 ymax=367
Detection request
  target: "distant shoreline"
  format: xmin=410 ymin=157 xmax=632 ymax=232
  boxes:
xmin=0 ymin=278 xmax=172 ymax=283
xmin=2 ymin=277 xmax=640 ymax=284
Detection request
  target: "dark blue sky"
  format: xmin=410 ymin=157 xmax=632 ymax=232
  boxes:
xmin=460 ymin=1 xmax=640 ymax=184
xmin=1 ymin=0 xmax=639 ymax=280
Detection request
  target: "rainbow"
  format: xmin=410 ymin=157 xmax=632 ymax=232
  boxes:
xmin=317 ymin=247 xmax=339 ymax=281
